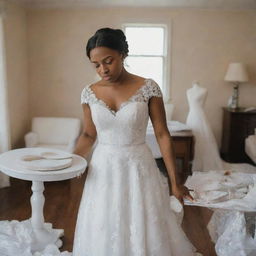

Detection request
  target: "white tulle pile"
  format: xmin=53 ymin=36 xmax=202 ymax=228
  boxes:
xmin=0 ymin=220 xmax=71 ymax=256
xmin=208 ymin=210 xmax=256 ymax=256
xmin=185 ymin=171 xmax=256 ymax=256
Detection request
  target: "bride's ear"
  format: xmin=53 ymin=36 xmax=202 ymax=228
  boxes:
xmin=120 ymin=51 xmax=128 ymax=60
xmin=120 ymin=54 xmax=125 ymax=66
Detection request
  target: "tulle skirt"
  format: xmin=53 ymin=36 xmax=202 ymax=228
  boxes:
xmin=73 ymin=143 xmax=196 ymax=256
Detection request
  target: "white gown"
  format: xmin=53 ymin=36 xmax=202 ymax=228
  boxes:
xmin=72 ymin=79 xmax=197 ymax=256
xmin=186 ymin=83 xmax=224 ymax=172
xmin=186 ymin=83 xmax=256 ymax=173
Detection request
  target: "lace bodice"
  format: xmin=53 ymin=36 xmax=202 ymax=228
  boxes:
xmin=80 ymin=79 xmax=162 ymax=146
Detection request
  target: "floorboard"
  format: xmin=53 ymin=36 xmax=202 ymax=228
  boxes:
xmin=0 ymin=174 xmax=216 ymax=255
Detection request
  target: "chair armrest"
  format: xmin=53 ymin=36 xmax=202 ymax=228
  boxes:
xmin=25 ymin=132 xmax=39 ymax=147
xmin=66 ymin=139 xmax=78 ymax=153
xmin=66 ymin=132 xmax=81 ymax=153
xmin=66 ymin=125 xmax=81 ymax=153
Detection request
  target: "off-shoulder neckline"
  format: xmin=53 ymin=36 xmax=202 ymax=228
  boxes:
xmin=86 ymin=78 xmax=153 ymax=115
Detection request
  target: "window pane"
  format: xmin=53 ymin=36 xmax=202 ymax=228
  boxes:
xmin=125 ymin=56 xmax=163 ymax=89
xmin=125 ymin=27 xmax=164 ymax=56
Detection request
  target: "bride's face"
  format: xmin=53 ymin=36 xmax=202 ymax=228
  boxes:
xmin=89 ymin=46 xmax=124 ymax=83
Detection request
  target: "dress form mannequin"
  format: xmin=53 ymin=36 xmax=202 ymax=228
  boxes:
xmin=186 ymin=82 xmax=223 ymax=172
xmin=186 ymin=82 xmax=256 ymax=173
xmin=186 ymin=82 xmax=207 ymax=108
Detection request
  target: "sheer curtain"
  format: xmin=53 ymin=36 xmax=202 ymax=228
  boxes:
xmin=0 ymin=12 xmax=11 ymax=188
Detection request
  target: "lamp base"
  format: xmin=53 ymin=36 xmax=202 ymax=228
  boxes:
xmin=227 ymin=84 xmax=239 ymax=110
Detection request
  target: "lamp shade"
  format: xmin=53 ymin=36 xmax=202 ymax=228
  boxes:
xmin=224 ymin=63 xmax=249 ymax=83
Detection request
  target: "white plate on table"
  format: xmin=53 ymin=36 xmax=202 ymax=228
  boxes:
xmin=40 ymin=151 xmax=72 ymax=160
xmin=20 ymin=153 xmax=73 ymax=171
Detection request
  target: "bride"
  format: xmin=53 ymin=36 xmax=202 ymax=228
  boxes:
xmin=73 ymin=27 xmax=198 ymax=256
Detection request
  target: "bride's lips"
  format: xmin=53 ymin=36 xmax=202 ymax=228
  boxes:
xmin=103 ymin=75 xmax=111 ymax=81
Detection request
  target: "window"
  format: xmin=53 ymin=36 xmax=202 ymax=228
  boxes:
xmin=123 ymin=24 xmax=168 ymax=98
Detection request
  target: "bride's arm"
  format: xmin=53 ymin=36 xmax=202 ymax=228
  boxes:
xmin=74 ymin=104 xmax=97 ymax=158
xmin=149 ymin=96 xmax=193 ymax=203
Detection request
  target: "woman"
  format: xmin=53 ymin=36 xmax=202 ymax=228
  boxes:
xmin=73 ymin=27 xmax=196 ymax=256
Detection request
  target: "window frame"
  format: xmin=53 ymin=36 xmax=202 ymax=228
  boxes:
xmin=0 ymin=16 xmax=11 ymax=152
xmin=122 ymin=23 xmax=170 ymax=102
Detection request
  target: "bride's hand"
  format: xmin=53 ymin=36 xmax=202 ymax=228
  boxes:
xmin=172 ymin=185 xmax=194 ymax=204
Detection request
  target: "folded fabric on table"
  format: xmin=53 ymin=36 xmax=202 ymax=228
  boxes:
xmin=185 ymin=170 xmax=256 ymax=211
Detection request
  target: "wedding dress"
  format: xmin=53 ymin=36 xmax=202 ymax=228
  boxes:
xmin=186 ymin=83 xmax=223 ymax=171
xmin=72 ymin=79 xmax=197 ymax=256
xmin=186 ymin=82 xmax=256 ymax=173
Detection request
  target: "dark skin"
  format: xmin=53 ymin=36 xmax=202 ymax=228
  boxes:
xmin=74 ymin=46 xmax=194 ymax=204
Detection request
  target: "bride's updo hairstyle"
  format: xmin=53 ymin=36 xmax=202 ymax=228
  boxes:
xmin=86 ymin=28 xmax=129 ymax=59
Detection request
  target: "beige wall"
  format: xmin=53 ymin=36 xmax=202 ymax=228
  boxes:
xmin=27 ymin=8 xmax=256 ymax=146
xmin=5 ymin=6 xmax=256 ymax=147
xmin=4 ymin=3 xmax=29 ymax=148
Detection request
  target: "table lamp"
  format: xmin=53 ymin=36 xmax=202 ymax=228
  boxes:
xmin=224 ymin=62 xmax=249 ymax=109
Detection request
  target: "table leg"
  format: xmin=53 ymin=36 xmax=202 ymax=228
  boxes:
xmin=30 ymin=181 xmax=64 ymax=251
xmin=31 ymin=181 xmax=45 ymax=229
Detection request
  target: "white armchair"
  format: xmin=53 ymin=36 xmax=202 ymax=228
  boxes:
xmin=245 ymin=134 xmax=256 ymax=164
xmin=25 ymin=117 xmax=81 ymax=153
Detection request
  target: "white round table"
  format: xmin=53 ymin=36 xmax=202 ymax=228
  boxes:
xmin=0 ymin=147 xmax=87 ymax=252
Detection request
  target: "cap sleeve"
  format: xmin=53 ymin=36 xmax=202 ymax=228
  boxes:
xmin=81 ymin=86 xmax=91 ymax=104
xmin=148 ymin=79 xmax=163 ymax=99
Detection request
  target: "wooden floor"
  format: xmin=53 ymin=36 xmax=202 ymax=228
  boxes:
xmin=0 ymin=173 xmax=216 ymax=256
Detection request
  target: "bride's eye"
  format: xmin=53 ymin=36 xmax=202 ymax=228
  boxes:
xmin=105 ymin=58 xmax=113 ymax=65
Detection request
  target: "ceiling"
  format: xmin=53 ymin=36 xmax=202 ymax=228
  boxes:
xmin=6 ymin=0 xmax=256 ymax=9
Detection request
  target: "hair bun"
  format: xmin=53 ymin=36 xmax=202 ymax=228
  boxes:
xmin=114 ymin=29 xmax=126 ymax=40
xmin=86 ymin=27 xmax=129 ymax=58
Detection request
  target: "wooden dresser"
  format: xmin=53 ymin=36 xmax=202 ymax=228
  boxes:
xmin=220 ymin=107 xmax=256 ymax=165
xmin=156 ymin=131 xmax=194 ymax=185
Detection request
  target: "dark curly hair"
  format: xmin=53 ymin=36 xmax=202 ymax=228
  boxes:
xmin=86 ymin=28 xmax=129 ymax=59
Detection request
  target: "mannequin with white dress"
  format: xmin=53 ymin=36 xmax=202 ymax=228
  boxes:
xmin=186 ymin=82 xmax=223 ymax=172
xmin=186 ymin=81 xmax=256 ymax=173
